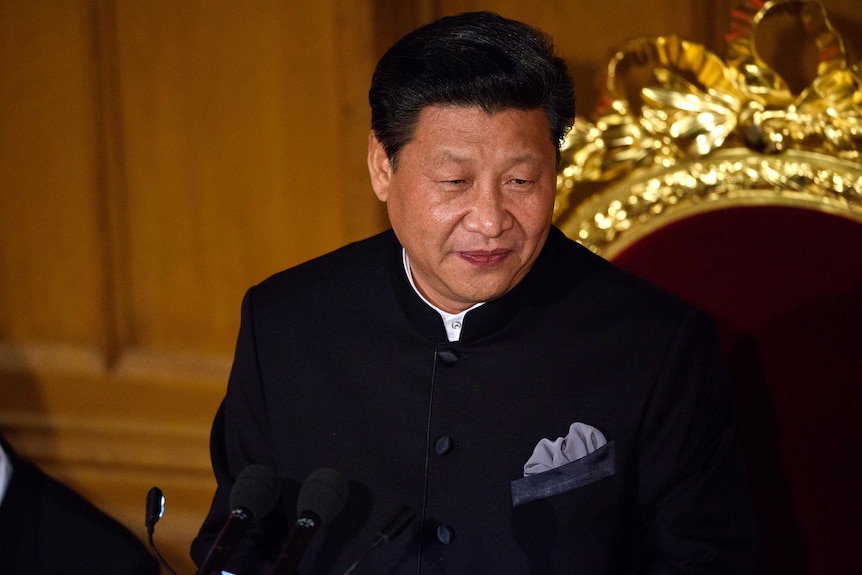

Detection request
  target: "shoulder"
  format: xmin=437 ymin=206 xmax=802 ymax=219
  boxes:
xmin=543 ymin=226 xmax=698 ymax=321
xmin=242 ymin=229 xmax=398 ymax=314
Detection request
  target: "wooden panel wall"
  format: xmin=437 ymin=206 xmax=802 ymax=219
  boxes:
xmin=1 ymin=1 xmax=859 ymax=572
xmin=0 ymin=0 xmax=386 ymax=570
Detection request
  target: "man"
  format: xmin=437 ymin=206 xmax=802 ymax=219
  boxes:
xmin=193 ymin=11 xmax=756 ymax=574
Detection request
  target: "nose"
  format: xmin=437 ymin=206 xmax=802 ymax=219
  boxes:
xmin=462 ymin=184 xmax=514 ymax=237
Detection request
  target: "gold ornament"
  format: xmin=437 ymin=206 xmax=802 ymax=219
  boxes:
xmin=554 ymin=0 xmax=862 ymax=258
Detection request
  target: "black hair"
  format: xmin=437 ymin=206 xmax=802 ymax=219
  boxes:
xmin=369 ymin=11 xmax=576 ymax=168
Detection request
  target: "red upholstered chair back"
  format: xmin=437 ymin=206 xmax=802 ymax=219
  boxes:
xmin=611 ymin=205 xmax=862 ymax=574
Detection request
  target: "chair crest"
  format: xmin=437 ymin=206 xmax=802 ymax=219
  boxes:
xmin=554 ymin=0 xmax=862 ymax=258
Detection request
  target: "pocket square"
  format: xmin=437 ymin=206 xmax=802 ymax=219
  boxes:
xmin=523 ymin=422 xmax=608 ymax=476
xmin=511 ymin=441 xmax=615 ymax=507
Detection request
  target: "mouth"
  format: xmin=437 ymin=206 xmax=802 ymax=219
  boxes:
xmin=458 ymin=249 xmax=511 ymax=266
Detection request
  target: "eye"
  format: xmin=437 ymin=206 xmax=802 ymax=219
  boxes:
xmin=437 ymin=178 xmax=470 ymax=190
xmin=506 ymin=177 xmax=535 ymax=190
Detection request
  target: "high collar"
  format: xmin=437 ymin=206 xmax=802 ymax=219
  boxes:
xmin=387 ymin=227 xmax=598 ymax=344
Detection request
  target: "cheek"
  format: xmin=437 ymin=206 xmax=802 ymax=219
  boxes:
xmin=429 ymin=204 xmax=461 ymax=227
xmin=388 ymin=196 xmax=449 ymax=247
xmin=408 ymin=192 xmax=465 ymax=232
xmin=514 ymin=195 xmax=555 ymax=232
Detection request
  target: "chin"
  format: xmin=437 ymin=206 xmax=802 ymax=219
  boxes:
xmin=459 ymin=285 xmax=511 ymax=304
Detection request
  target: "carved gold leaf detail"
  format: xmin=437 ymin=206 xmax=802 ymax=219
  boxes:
xmin=558 ymin=148 xmax=862 ymax=257
xmin=555 ymin=0 xmax=862 ymax=248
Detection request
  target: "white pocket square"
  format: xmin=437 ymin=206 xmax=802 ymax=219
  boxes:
xmin=523 ymin=422 xmax=608 ymax=477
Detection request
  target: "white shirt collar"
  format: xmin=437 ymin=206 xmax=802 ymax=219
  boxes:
xmin=402 ymin=249 xmax=484 ymax=341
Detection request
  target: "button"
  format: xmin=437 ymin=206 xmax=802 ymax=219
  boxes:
xmin=435 ymin=435 xmax=453 ymax=455
xmin=436 ymin=524 xmax=455 ymax=544
xmin=437 ymin=346 xmax=459 ymax=366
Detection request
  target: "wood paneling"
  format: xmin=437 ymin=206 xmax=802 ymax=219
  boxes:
xmin=113 ymin=0 xmax=352 ymax=355
xmin=1 ymin=1 xmax=860 ymax=573
xmin=1 ymin=0 xmax=383 ymax=571
xmin=0 ymin=0 xmax=108 ymax=346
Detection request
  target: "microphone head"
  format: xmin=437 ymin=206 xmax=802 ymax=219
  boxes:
xmin=229 ymin=464 xmax=280 ymax=519
xmin=297 ymin=468 xmax=348 ymax=525
xmin=145 ymin=486 xmax=165 ymax=531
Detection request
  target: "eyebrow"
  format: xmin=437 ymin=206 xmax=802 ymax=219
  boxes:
xmin=433 ymin=151 xmax=540 ymax=166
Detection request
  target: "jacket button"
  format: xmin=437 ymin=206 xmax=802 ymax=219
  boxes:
xmin=436 ymin=524 xmax=455 ymax=544
xmin=437 ymin=346 xmax=459 ymax=366
xmin=435 ymin=435 xmax=453 ymax=455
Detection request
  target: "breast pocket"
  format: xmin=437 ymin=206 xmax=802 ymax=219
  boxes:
xmin=510 ymin=441 xmax=615 ymax=507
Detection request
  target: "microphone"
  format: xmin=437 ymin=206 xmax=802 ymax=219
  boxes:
xmin=196 ymin=464 xmax=281 ymax=575
xmin=145 ymin=486 xmax=179 ymax=575
xmin=267 ymin=468 xmax=349 ymax=575
xmin=145 ymin=486 xmax=165 ymax=533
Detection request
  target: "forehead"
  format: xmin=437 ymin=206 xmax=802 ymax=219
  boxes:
xmin=408 ymin=105 xmax=555 ymax=157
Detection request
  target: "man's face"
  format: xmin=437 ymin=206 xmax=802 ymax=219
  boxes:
xmin=368 ymin=105 xmax=558 ymax=313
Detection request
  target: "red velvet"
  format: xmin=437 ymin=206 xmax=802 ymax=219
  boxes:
xmin=613 ymin=206 xmax=862 ymax=575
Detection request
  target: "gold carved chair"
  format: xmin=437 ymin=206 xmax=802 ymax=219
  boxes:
xmin=554 ymin=1 xmax=862 ymax=573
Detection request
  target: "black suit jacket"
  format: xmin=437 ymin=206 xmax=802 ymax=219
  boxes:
xmin=0 ymin=434 xmax=159 ymax=575
xmin=193 ymin=227 xmax=756 ymax=574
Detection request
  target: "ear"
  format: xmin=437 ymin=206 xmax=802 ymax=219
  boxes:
xmin=367 ymin=131 xmax=393 ymax=202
